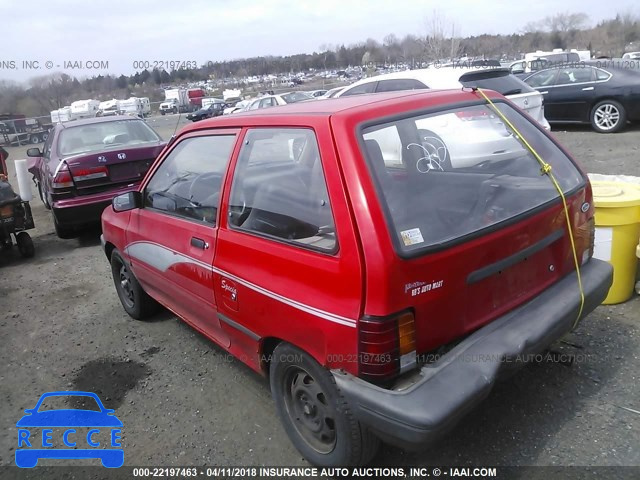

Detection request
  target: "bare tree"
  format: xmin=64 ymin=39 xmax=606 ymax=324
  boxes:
xmin=422 ymin=10 xmax=461 ymax=62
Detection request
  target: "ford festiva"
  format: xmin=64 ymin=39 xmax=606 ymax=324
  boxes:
xmin=101 ymin=90 xmax=612 ymax=466
xmin=27 ymin=116 xmax=166 ymax=238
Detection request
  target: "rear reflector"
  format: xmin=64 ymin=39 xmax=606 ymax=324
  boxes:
xmin=72 ymin=166 xmax=108 ymax=182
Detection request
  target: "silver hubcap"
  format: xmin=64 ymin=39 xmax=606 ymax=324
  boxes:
xmin=594 ymin=104 xmax=620 ymax=131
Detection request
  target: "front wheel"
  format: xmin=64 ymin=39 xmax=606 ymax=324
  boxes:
xmin=16 ymin=232 xmax=35 ymax=258
xmin=110 ymin=250 xmax=159 ymax=319
xmin=591 ymin=100 xmax=626 ymax=133
xmin=270 ymin=343 xmax=379 ymax=466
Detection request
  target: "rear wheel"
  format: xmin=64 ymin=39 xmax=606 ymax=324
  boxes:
xmin=53 ymin=213 xmax=76 ymax=239
xmin=591 ymin=100 xmax=626 ymax=133
xmin=29 ymin=134 xmax=40 ymax=144
xmin=270 ymin=343 xmax=380 ymax=466
xmin=110 ymin=250 xmax=159 ymax=319
xmin=16 ymin=232 xmax=35 ymax=257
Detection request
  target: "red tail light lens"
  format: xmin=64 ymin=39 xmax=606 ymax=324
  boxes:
xmin=52 ymin=165 xmax=73 ymax=189
xmin=455 ymin=110 xmax=491 ymax=121
xmin=358 ymin=310 xmax=417 ymax=383
xmin=72 ymin=166 xmax=108 ymax=182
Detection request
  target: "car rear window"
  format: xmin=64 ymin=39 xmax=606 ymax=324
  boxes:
xmin=360 ymin=101 xmax=583 ymax=255
xmin=58 ymin=119 xmax=161 ymax=156
xmin=459 ymin=70 xmax=535 ymax=95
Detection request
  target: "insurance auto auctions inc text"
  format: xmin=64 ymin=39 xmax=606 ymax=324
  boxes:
xmin=197 ymin=466 xmax=498 ymax=478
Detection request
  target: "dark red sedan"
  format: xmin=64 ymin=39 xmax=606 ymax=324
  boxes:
xmin=27 ymin=116 xmax=166 ymax=238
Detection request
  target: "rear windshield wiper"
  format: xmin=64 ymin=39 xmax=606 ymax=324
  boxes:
xmin=501 ymin=89 xmax=522 ymax=95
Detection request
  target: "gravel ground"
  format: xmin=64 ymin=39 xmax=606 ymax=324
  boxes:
xmin=1 ymin=116 xmax=638 ymax=478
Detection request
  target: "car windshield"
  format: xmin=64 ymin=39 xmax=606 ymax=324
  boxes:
xmin=360 ymin=101 xmax=583 ymax=254
xmin=281 ymin=92 xmax=313 ymax=103
xmin=58 ymin=119 xmax=161 ymax=156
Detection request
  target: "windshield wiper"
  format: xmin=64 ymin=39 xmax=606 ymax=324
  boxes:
xmin=501 ymin=89 xmax=522 ymax=95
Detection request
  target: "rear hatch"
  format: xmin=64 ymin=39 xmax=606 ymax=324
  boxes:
xmin=358 ymin=98 xmax=591 ymax=373
xmin=459 ymin=69 xmax=550 ymax=129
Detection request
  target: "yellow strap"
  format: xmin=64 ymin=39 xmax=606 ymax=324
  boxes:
xmin=474 ymin=88 xmax=585 ymax=329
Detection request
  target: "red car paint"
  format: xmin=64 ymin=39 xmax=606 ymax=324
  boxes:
xmin=101 ymin=90 xmax=612 ymax=461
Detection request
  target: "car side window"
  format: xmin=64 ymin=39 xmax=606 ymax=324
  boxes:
xmin=341 ymin=82 xmax=377 ymax=96
xmin=555 ymin=67 xmax=593 ymax=85
xmin=525 ymin=70 xmax=558 ymax=88
xmin=42 ymin=130 xmax=55 ymax=157
xmin=376 ymin=79 xmax=428 ymax=92
xmin=595 ymin=68 xmax=611 ymax=81
xmin=144 ymin=135 xmax=235 ymax=225
xmin=228 ymin=128 xmax=337 ymax=252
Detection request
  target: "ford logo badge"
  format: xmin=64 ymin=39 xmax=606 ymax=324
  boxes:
xmin=581 ymin=202 xmax=590 ymax=213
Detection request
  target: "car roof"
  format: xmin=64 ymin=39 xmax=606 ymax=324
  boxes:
xmin=57 ymin=115 xmax=142 ymax=128
xmin=179 ymin=89 xmax=503 ymax=132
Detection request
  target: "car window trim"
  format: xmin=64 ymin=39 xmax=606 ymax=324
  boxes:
xmin=140 ymin=128 xmax=241 ymax=227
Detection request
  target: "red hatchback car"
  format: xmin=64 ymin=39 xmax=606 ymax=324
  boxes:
xmin=27 ymin=115 xmax=166 ymax=238
xmin=101 ymin=90 xmax=612 ymax=466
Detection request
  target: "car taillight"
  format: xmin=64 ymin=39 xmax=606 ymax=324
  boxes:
xmin=358 ymin=310 xmax=417 ymax=383
xmin=455 ymin=110 xmax=491 ymax=121
xmin=52 ymin=164 xmax=73 ymax=189
xmin=72 ymin=166 xmax=108 ymax=182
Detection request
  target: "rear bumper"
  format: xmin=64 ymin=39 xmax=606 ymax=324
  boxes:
xmin=333 ymin=259 xmax=613 ymax=449
xmin=52 ymin=183 xmax=140 ymax=227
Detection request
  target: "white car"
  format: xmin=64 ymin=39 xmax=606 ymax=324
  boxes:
xmin=318 ymin=86 xmax=347 ymax=99
xmin=223 ymin=100 xmax=251 ymax=115
xmin=335 ymin=67 xmax=551 ymax=131
xmin=622 ymin=52 xmax=640 ymax=59
xmin=245 ymin=92 xmax=314 ymax=111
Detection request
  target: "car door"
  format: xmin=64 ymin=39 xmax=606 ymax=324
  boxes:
xmin=214 ymin=125 xmax=363 ymax=367
xmin=544 ymin=66 xmax=596 ymax=121
xmin=125 ymin=130 xmax=239 ymax=345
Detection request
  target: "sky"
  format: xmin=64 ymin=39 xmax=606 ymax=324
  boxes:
xmin=1 ymin=0 xmax=638 ymax=83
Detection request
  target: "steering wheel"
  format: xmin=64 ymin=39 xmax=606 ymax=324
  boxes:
xmin=188 ymin=172 xmax=223 ymax=205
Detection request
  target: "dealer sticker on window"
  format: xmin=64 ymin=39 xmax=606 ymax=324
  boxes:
xmin=400 ymin=228 xmax=424 ymax=246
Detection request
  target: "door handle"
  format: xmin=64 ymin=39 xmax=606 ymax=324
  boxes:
xmin=582 ymin=86 xmax=594 ymax=91
xmin=190 ymin=237 xmax=209 ymax=249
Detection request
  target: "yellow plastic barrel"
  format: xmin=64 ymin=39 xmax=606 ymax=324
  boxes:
xmin=591 ymin=181 xmax=640 ymax=304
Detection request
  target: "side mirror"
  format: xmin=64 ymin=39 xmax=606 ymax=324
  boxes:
xmin=26 ymin=148 xmax=42 ymax=157
xmin=112 ymin=191 xmax=141 ymax=212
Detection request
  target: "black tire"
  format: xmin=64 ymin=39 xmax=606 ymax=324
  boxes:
xmin=270 ymin=343 xmax=380 ymax=466
xmin=52 ymin=213 xmax=76 ymax=239
xmin=29 ymin=134 xmax=39 ymax=144
xmin=110 ymin=250 xmax=159 ymax=320
xmin=172 ymin=107 xmax=178 ymax=114
xmin=160 ymin=111 xmax=165 ymax=116
xmin=591 ymin=100 xmax=627 ymax=133
xmin=16 ymin=232 xmax=35 ymax=258
xmin=42 ymin=132 xmax=48 ymax=141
